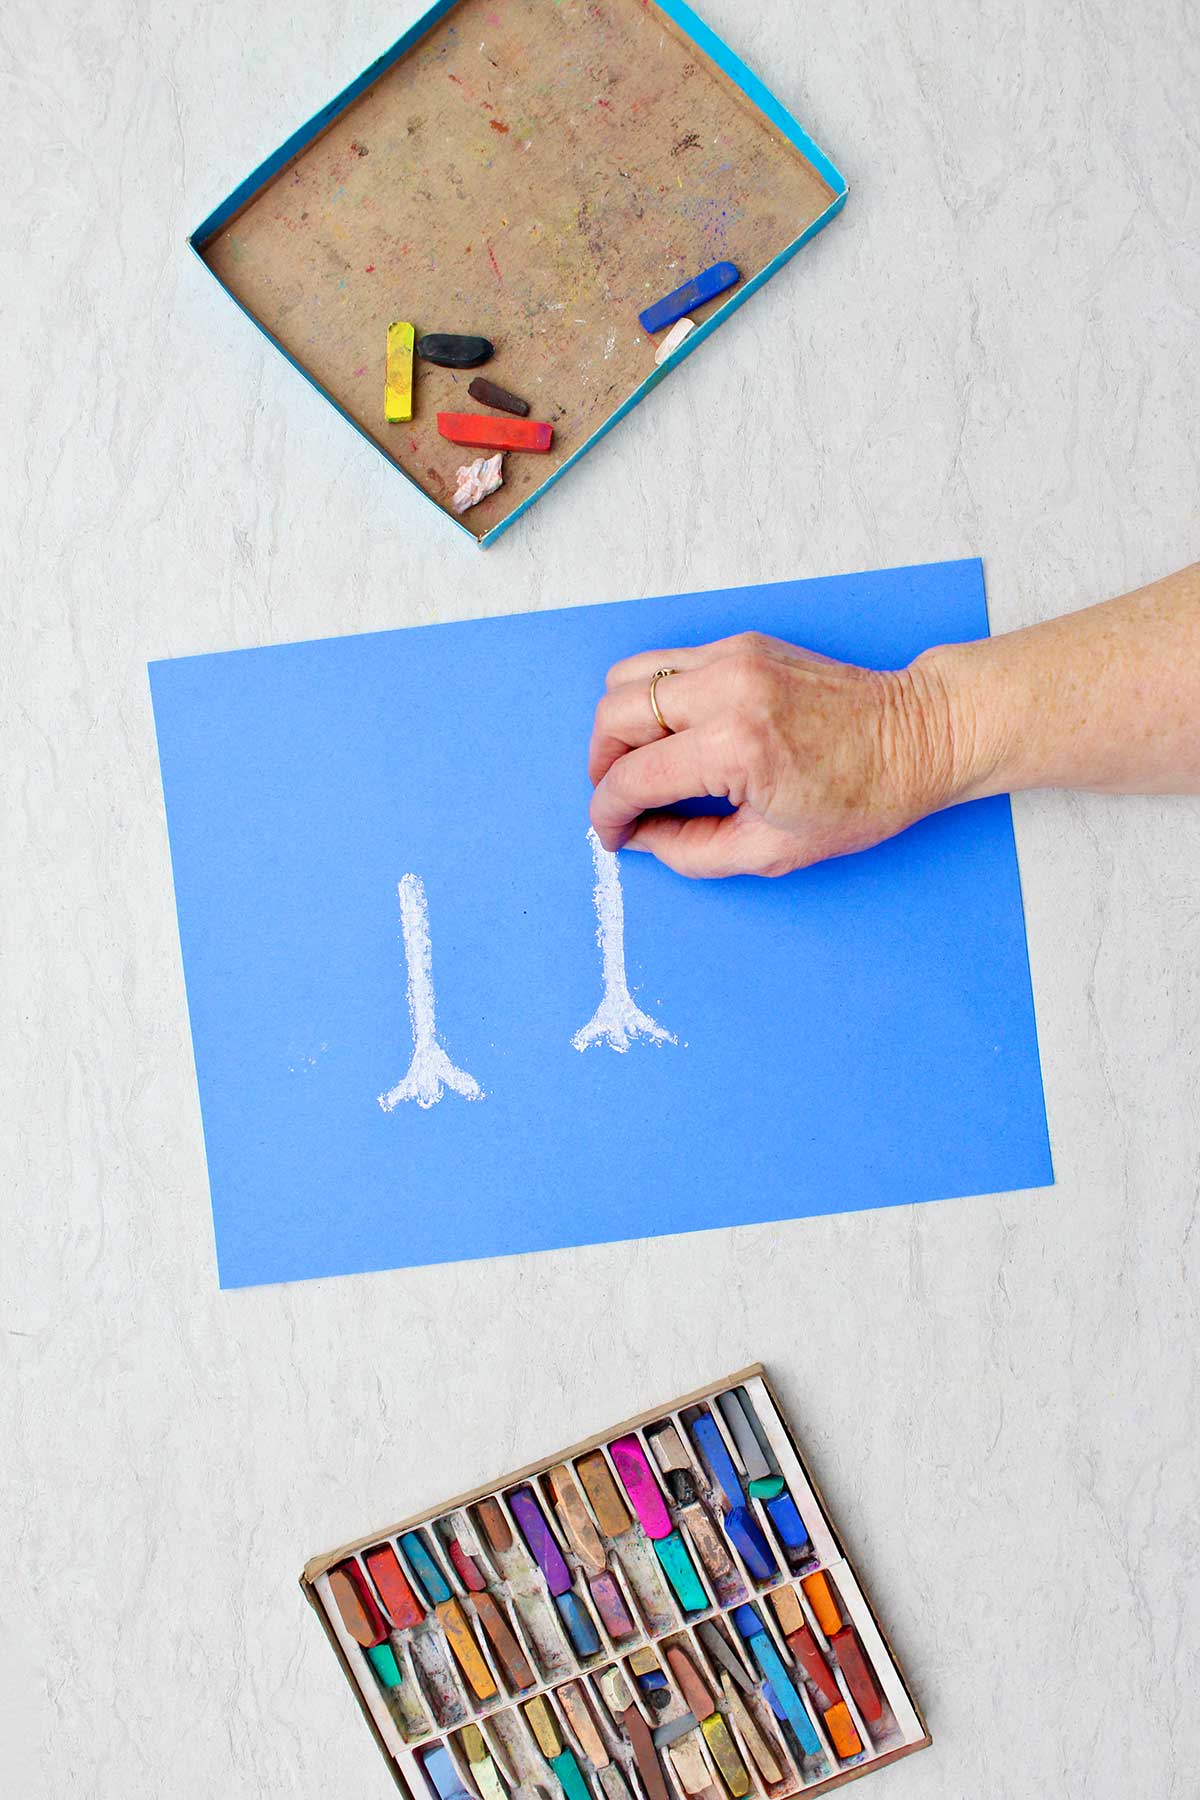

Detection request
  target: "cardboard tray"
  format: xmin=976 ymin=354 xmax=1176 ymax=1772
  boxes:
xmin=301 ymin=1365 xmax=930 ymax=1797
xmin=190 ymin=0 xmax=847 ymax=545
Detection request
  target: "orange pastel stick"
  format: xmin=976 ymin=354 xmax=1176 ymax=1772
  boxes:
xmin=823 ymin=1701 xmax=863 ymax=1760
xmin=800 ymin=1570 xmax=842 ymax=1638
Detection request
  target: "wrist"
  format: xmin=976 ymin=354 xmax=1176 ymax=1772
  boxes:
xmin=899 ymin=640 xmax=1010 ymax=811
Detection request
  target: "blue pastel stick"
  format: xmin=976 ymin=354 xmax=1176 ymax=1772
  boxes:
xmin=766 ymin=1492 xmax=811 ymax=1554
xmin=725 ymin=1505 xmax=778 ymax=1580
xmin=638 ymin=261 xmax=740 ymax=334
xmin=399 ymin=1531 xmax=452 ymax=1605
xmin=730 ymin=1606 xmax=786 ymax=1724
xmin=690 ymin=1414 xmax=745 ymax=1508
xmin=737 ymin=1625 xmax=822 ymax=1759
xmin=638 ymin=1670 xmax=669 ymax=1691
xmin=554 ymin=1589 xmax=601 ymax=1657
xmin=422 ymin=1746 xmax=472 ymax=1800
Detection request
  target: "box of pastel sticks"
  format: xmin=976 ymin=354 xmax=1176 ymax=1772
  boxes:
xmin=301 ymin=1365 xmax=930 ymax=1798
xmin=188 ymin=0 xmax=846 ymax=546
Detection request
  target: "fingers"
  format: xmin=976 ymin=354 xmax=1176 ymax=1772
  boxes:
xmin=602 ymin=630 xmax=800 ymax=693
xmin=588 ymin=665 xmax=708 ymax=786
xmin=624 ymin=812 xmax=804 ymax=878
xmin=589 ymin=732 xmax=720 ymax=849
xmin=602 ymin=644 xmax=714 ymax=693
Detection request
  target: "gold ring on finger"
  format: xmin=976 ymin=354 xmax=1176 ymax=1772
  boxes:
xmin=648 ymin=667 xmax=677 ymax=734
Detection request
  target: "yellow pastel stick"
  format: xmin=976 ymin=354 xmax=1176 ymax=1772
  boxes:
xmin=385 ymin=320 xmax=415 ymax=422
xmin=718 ymin=1674 xmax=782 ymax=1785
xmin=523 ymin=1695 xmax=563 ymax=1759
xmin=436 ymin=1598 xmax=497 ymax=1701
xmin=701 ymin=1714 xmax=750 ymax=1797
xmin=460 ymin=1728 xmax=509 ymax=1800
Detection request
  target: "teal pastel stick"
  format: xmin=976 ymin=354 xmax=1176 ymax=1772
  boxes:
xmin=746 ymin=1632 xmax=821 ymax=1758
xmin=652 ymin=1529 xmax=707 ymax=1613
xmin=366 ymin=1640 xmax=403 ymax=1689
xmin=550 ymin=1748 xmax=593 ymax=1800
xmin=399 ymin=1531 xmax=452 ymax=1605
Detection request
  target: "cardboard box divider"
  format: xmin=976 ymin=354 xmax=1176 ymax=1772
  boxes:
xmin=302 ymin=1365 xmax=930 ymax=1796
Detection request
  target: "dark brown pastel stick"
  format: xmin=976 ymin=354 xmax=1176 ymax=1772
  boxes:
xmin=622 ymin=1705 xmax=671 ymax=1800
xmin=476 ymin=1497 xmax=513 ymax=1552
xmin=468 ymin=376 xmax=530 ymax=417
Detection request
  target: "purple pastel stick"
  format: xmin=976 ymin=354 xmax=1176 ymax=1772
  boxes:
xmin=609 ymin=1437 xmax=672 ymax=1540
xmin=509 ymin=1486 xmax=572 ymax=1596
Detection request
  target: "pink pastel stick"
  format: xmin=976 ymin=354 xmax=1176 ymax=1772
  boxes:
xmin=609 ymin=1437 xmax=672 ymax=1540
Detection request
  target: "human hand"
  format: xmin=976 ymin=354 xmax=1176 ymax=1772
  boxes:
xmin=587 ymin=632 xmax=959 ymax=877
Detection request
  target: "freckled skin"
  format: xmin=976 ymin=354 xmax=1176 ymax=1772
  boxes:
xmin=587 ymin=563 xmax=1200 ymax=879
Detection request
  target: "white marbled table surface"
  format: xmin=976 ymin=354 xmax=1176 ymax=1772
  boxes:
xmin=4 ymin=0 xmax=1199 ymax=1794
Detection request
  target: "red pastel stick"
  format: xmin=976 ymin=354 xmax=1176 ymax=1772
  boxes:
xmin=786 ymin=1625 xmax=840 ymax=1712
xmin=447 ymin=1537 xmax=487 ymax=1593
xmin=830 ymin=1625 xmax=884 ymax=1724
xmin=437 ymin=412 xmax=553 ymax=452
xmin=363 ymin=1544 xmax=426 ymax=1630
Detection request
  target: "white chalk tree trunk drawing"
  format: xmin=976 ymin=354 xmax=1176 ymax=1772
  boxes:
xmin=573 ymin=827 xmax=677 ymax=1054
xmin=379 ymin=874 xmax=483 ymax=1110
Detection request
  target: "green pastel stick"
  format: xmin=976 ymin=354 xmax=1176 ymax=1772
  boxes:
xmin=366 ymin=1640 xmax=403 ymax=1689
xmin=652 ymin=1528 xmax=707 ymax=1613
xmin=551 ymin=1747 xmax=593 ymax=1800
xmin=748 ymin=1475 xmax=786 ymax=1500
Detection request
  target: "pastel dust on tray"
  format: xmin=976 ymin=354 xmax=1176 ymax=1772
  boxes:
xmin=305 ymin=1369 xmax=932 ymax=1796
xmin=193 ymin=0 xmax=843 ymax=540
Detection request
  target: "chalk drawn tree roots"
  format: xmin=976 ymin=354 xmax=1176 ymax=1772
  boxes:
xmin=378 ymin=874 xmax=483 ymax=1111
xmin=381 ymin=832 xmax=676 ymax=1109
xmin=572 ymin=827 xmax=677 ymax=1054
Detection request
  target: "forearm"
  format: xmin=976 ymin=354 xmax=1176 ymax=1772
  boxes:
xmin=917 ymin=563 xmax=1200 ymax=803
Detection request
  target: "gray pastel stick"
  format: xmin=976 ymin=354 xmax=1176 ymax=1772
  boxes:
xmin=718 ymin=1391 xmax=772 ymax=1479
xmin=697 ymin=1621 xmax=755 ymax=1695
xmin=652 ymin=1713 xmax=699 ymax=1748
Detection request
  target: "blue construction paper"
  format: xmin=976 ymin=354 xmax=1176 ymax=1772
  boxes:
xmin=148 ymin=560 xmax=1052 ymax=1289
